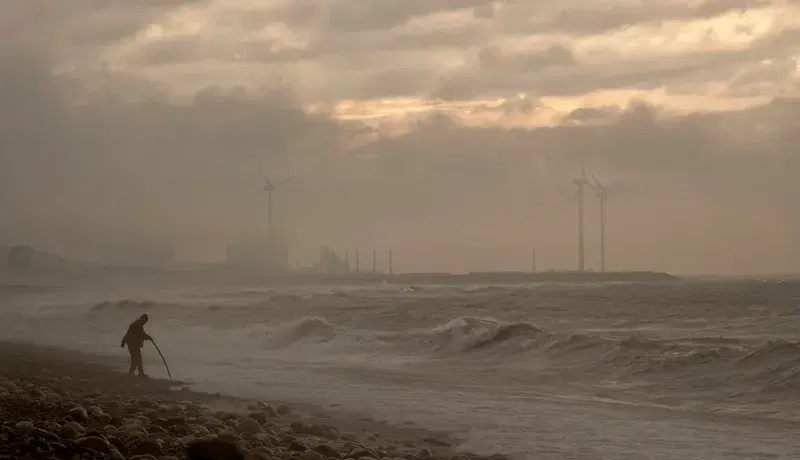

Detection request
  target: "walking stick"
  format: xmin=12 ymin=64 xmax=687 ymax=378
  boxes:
xmin=150 ymin=339 xmax=173 ymax=381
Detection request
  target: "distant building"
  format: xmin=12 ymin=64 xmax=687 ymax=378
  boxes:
xmin=225 ymin=240 xmax=289 ymax=273
xmin=102 ymin=242 xmax=175 ymax=267
xmin=311 ymin=247 xmax=350 ymax=273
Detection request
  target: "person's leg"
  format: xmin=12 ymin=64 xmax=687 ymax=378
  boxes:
xmin=135 ymin=349 xmax=147 ymax=378
xmin=128 ymin=348 xmax=137 ymax=376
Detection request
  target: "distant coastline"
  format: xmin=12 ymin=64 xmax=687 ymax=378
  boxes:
xmin=1 ymin=246 xmax=679 ymax=286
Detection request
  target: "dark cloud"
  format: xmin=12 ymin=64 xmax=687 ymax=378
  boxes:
xmin=275 ymin=0 xmax=499 ymax=33
xmin=0 ymin=0 xmax=208 ymax=51
xmin=497 ymin=0 xmax=773 ymax=36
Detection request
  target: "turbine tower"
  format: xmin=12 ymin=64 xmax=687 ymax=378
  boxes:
xmin=572 ymin=168 xmax=590 ymax=272
xmin=262 ymin=174 xmax=277 ymax=251
xmin=589 ymin=173 xmax=607 ymax=272
xmin=260 ymin=169 xmax=288 ymax=270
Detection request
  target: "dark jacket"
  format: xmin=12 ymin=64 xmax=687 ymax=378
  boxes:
xmin=121 ymin=317 xmax=151 ymax=349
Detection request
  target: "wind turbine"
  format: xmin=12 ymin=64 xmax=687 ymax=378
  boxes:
xmin=572 ymin=168 xmax=590 ymax=272
xmin=259 ymin=168 xmax=288 ymax=269
xmin=589 ymin=173 xmax=607 ymax=272
xmin=262 ymin=173 xmax=277 ymax=250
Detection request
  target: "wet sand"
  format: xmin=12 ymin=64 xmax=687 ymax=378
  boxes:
xmin=0 ymin=341 xmax=503 ymax=460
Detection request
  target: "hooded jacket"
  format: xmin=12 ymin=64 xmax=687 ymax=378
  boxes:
xmin=121 ymin=314 xmax=152 ymax=349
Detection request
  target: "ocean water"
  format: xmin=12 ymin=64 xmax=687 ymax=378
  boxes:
xmin=2 ymin=276 xmax=800 ymax=459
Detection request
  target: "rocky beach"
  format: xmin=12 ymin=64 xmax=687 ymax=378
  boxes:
xmin=0 ymin=341 xmax=501 ymax=460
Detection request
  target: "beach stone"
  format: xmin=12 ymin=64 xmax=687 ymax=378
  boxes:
xmin=301 ymin=451 xmax=325 ymax=460
xmin=218 ymin=431 xmax=241 ymax=442
xmin=413 ymin=449 xmax=435 ymax=460
xmin=69 ymin=406 xmax=89 ymax=422
xmin=107 ymin=436 xmax=130 ymax=456
xmin=288 ymin=440 xmax=310 ymax=452
xmin=265 ymin=405 xmax=279 ymax=418
xmin=132 ymin=438 xmax=164 ymax=457
xmin=313 ymin=444 xmax=341 ymax=458
xmin=166 ymin=416 xmax=187 ymax=427
xmin=248 ymin=411 xmax=268 ymax=424
xmin=350 ymin=448 xmax=379 ymax=459
xmin=109 ymin=448 xmax=126 ymax=460
xmin=238 ymin=417 xmax=262 ymax=434
xmin=186 ymin=438 xmax=245 ymax=460
xmin=130 ymin=455 xmax=159 ymax=460
xmin=148 ymin=424 xmax=168 ymax=434
xmin=152 ymin=418 xmax=170 ymax=429
xmin=14 ymin=421 xmax=34 ymax=431
xmin=76 ymin=436 xmax=112 ymax=454
xmin=59 ymin=422 xmax=83 ymax=439
xmin=35 ymin=428 xmax=60 ymax=441
xmin=276 ymin=404 xmax=292 ymax=416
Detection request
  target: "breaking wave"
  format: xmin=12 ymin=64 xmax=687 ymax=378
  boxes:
xmin=248 ymin=316 xmax=336 ymax=349
xmin=428 ymin=316 xmax=544 ymax=353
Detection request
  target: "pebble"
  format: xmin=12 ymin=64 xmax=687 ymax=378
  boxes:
xmin=14 ymin=420 xmax=33 ymax=431
xmin=59 ymin=422 xmax=83 ymax=439
xmin=76 ymin=435 xmax=112 ymax=454
xmin=237 ymin=417 xmax=262 ymax=434
xmin=276 ymin=403 xmax=292 ymax=416
xmin=132 ymin=438 xmax=164 ymax=457
xmin=69 ymin=406 xmax=88 ymax=423
xmin=0 ymin=355 xmax=507 ymax=460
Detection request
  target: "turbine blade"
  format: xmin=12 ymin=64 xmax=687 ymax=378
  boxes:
xmin=591 ymin=173 xmax=605 ymax=194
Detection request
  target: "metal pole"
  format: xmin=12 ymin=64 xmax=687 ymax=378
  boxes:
xmin=578 ymin=183 xmax=585 ymax=272
xmin=600 ymin=195 xmax=607 ymax=272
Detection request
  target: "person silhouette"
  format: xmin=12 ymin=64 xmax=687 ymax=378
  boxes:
xmin=120 ymin=314 xmax=152 ymax=378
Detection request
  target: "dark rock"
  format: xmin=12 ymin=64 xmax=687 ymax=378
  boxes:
xmin=69 ymin=406 xmax=88 ymax=422
xmin=313 ymin=443 xmax=341 ymax=458
xmin=34 ymin=428 xmax=60 ymax=441
xmin=350 ymin=447 xmax=378 ymax=459
xmin=288 ymin=440 xmax=309 ymax=452
xmin=166 ymin=416 xmax=187 ymax=427
xmin=237 ymin=417 xmax=262 ymax=435
xmin=248 ymin=411 xmax=267 ymax=424
xmin=151 ymin=418 xmax=170 ymax=429
xmin=76 ymin=436 xmax=111 ymax=454
xmin=132 ymin=438 xmax=163 ymax=457
xmin=59 ymin=422 xmax=82 ymax=440
xmin=187 ymin=438 xmax=245 ymax=460
xmin=107 ymin=436 xmax=129 ymax=456
xmin=14 ymin=421 xmax=33 ymax=431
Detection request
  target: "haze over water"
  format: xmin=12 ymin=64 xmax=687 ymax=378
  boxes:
xmin=2 ymin=277 xmax=800 ymax=459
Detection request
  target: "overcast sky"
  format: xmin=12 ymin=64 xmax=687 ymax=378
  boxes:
xmin=1 ymin=0 xmax=799 ymax=274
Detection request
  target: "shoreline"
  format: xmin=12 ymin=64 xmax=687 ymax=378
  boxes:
xmin=0 ymin=341 xmax=502 ymax=460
